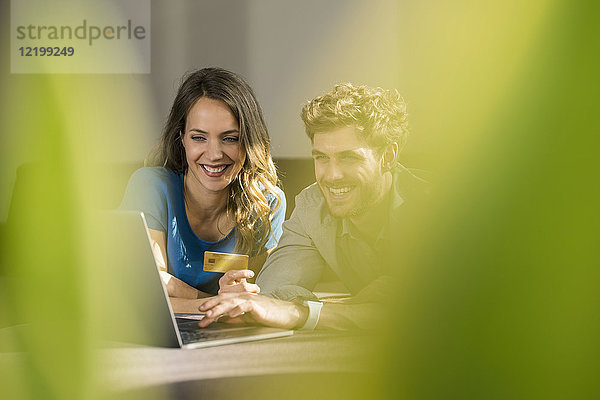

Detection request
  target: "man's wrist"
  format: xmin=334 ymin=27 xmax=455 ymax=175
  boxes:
xmin=289 ymin=299 xmax=323 ymax=330
xmin=292 ymin=302 xmax=310 ymax=329
xmin=298 ymin=300 xmax=323 ymax=330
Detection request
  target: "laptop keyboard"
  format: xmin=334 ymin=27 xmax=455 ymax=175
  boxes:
xmin=179 ymin=329 xmax=213 ymax=344
xmin=176 ymin=318 xmax=256 ymax=345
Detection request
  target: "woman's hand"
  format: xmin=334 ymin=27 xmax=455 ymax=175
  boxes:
xmin=218 ymin=269 xmax=260 ymax=294
xmin=160 ymin=270 xmax=206 ymax=298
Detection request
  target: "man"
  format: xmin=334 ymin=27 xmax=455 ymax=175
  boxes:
xmin=198 ymin=83 xmax=427 ymax=330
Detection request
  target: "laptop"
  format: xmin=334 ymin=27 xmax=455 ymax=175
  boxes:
xmin=97 ymin=210 xmax=293 ymax=349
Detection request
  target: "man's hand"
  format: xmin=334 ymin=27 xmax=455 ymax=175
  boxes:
xmin=198 ymin=293 xmax=308 ymax=330
xmin=218 ymin=270 xmax=260 ymax=294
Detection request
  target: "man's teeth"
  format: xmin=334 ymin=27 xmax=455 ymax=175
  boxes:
xmin=329 ymin=187 xmax=351 ymax=195
xmin=203 ymin=165 xmax=227 ymax=173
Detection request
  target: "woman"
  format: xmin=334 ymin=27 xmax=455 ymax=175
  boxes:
xmin=120 ymin=67 xmax=285 ymax=297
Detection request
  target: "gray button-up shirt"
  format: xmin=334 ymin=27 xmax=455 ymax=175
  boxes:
xmin=257 ymin=165 xmax=428 ymax=301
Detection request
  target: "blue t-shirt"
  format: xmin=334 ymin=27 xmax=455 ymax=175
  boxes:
xmin=119 ymin=167 xmax=286 ymax=294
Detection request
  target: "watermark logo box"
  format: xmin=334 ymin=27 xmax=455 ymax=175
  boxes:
xmin=11 ymin=0 xmax=150 ymax=74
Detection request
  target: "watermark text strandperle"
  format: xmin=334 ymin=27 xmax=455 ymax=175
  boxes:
xmin=15 ymin=19 xmax=146 ymax=46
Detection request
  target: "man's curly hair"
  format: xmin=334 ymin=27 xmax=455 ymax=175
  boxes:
xmin=301 ymin=83 xmax=408 ymax=151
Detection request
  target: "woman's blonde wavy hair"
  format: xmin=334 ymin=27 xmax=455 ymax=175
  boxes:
xmin=146 ymin=67 xmax=281 ymax=256
xmin=301 ymin=83 xmax=409 ymax=153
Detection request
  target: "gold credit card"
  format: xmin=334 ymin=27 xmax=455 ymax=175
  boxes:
xmin=203 ymin=251 xmax=248 ymax=273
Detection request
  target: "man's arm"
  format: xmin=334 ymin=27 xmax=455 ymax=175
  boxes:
xmin=314 ymin=277 xmax=393 ymax=329
xmin=314 ymin=302 xmax=385 ymax=330
xmin=255 ymin=199 xmax=327 ymax=301
xmin=198 ymin=277 xmax=392 ymax=330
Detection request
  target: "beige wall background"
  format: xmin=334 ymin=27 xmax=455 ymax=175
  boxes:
xmin=1 ymin=0 xmax=432 ymax=222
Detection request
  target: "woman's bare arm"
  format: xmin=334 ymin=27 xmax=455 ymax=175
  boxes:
xmin=148 ymin=229 xmax=210 ymax=299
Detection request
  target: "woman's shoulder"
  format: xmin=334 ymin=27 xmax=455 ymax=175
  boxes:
xmin=124 ymin=167 xmax=182 ymax=206
xmin=131 ymin=166 xmax=177 ymax=179
xmin=266 ymin=184 xmax=285 ymax=199
xmin=119 ymin=167 xmax=181 ymax=226
xmin=264 ymin=184 xmax=286 ymax=208
xmin=129 ymin=166 xmax=180 ymax=187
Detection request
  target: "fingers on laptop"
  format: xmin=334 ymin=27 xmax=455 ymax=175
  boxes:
xmin=216 ymin=314 xmax=247 ymax=325
xmin=198 ymin=294 xmax=252 ymax=327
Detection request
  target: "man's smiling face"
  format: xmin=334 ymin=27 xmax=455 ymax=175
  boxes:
xmin=312 ymin=126 xmax=387 ymax=218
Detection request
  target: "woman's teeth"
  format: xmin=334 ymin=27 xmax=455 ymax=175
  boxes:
xmin=203 ymin=165 xmax=227 ymax=173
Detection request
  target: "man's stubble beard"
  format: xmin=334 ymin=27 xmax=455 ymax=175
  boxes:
xmin=324 ymin=178 xmax=385 ymax=219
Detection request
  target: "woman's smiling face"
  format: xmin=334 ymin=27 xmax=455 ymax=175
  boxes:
xmin=181 ymin=97 xmax=245 ymax=193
